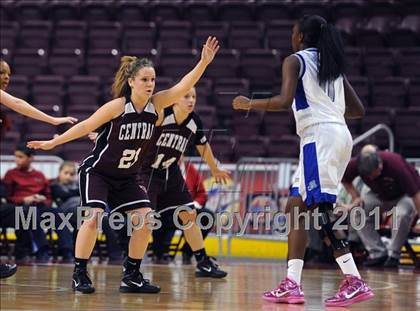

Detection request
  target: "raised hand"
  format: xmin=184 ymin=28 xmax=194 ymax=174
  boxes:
xmin=201 ymin=36 xmax=220 ymax=66
xmin=27 ymin=140 xmax=56 ymax=150
xmin=52 ymin=116 xmax=78 ymax=126
xmin=232 ymin=95 xmax=251 ymax=110
xmin=211 ymin=167 xmax=231 ymax=184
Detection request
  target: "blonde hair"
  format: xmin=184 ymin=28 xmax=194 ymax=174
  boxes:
xmin=59 ymin=161 xmax=76 ymax=173
xmin=111 ymin=56 xmax=154 ymax=99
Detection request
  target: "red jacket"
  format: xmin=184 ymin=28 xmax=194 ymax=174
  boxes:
xmin=3 ymin=167 xmax=52 ymax=206
xmin=183 ymin=161 xmax=208 ymax=207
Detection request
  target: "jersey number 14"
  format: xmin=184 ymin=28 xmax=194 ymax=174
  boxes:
xmin=151 ymin=154 xmax=177 ymax=169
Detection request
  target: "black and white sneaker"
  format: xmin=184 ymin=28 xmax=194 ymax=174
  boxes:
xmin=0 ymin=263 xmax=17 ymax=279
xmin=196 ymin=256 xmax=227 ymax=278
xmin=119 ymin=270 xmax=161 ymax=293
xmin=72 ymin=269 xmax=95 ymax=294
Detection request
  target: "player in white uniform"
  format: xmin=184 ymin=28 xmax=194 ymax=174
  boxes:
xmin=233 ymin=15 xmax=373 ymax=307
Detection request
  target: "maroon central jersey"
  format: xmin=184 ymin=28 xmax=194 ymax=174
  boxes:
xmin=79 ymin=97 xmax=158 ymax=177
xmin=140 ymin=106 xmax=208 ymax=173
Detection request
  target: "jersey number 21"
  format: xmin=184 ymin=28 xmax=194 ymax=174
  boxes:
xmin=118 ymin=148 xmax=141 ymax=169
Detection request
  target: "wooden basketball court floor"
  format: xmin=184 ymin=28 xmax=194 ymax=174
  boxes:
xmin=1 ymin=260 xmax=419 ymax=311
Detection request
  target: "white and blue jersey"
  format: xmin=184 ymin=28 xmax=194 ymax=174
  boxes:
xmin=290 ymin=48 xmax=353 ymax=207
xmin=292 ymin=47 xmax=346 ymax=135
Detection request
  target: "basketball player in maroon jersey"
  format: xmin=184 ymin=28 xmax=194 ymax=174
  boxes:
xmin=27 ymin=37 xmax=220 ymax=294
xmin=139 ymin=87 xmax=230 ymax=278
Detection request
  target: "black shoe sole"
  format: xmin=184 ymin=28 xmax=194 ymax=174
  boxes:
xmin=72 ymin=287 xmax=95 ymax=294
xmin=195 ymin=271 xmax=228 ymax=278
xmin=119 ymin=286 xmax=161 ymax=294
xmin=0 ymin=266 xmax=17 ymax=279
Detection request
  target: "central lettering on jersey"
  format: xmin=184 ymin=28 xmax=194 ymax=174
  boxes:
xmin=156 ymin=132 xmax=189 ymax=153
xmin=118 ymin=122 xmax=154 ymax=141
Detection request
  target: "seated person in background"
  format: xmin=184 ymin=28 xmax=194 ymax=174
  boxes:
xmin=50 ymin=161 xmax=80 ymax=220
xmin=3 ymin=143 xmax=73 ymax=263
xmin=342 ymin=144 xmax=420 ymax=268
xmin=50 ymin=161 xmax=124 ymax=264
xmin=151 ymin=159 xmax=215 ymax=265
xmin=50 ymin=161 xmax=82 ymax=235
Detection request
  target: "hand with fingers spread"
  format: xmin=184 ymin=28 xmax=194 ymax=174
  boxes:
xmin=201 ymin=36 xmax=220 ymax=66
xmin=51 ymin=116 xmax=78 ymax=126
xmin=232 ymin=95 xmax=251 ymax=110
xmin=211 ymin=167 xmax=231 ymax=184
xmin=27 ymin=139 xmax=56 ymax=151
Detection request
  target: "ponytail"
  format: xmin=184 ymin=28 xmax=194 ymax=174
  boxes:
xmin=317 ymin=24 xmax=346 ymax=85
xmin=297 ymin=15 xmax=346 ymax=85
xmin=111 ymin=56 xmax=154 ymax=99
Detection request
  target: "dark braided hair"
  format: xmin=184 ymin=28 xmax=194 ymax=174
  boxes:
xmin=297 ymin=15 xmax=346 ymax=85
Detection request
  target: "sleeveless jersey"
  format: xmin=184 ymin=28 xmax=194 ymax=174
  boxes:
xmin=79 ymin=96 xmax=158 ymax=177
xmin=140 ymin=106 xmax=207 ymax=172
xmin=292 ymin=47 xmax=346 ymax=136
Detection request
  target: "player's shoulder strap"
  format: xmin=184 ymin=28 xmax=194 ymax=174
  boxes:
xmin=122 ymin=94 xmax=136 ymax=115
xmin=163 ymin=105 xmax=173 ymax=117
xmin=190 ymin=111 xmax=203 ymax=126
xmin=161 ymin=106 xmax=176 ymax=126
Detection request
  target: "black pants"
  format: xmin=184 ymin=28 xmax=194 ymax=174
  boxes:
xmin=2 ymin=203 xmax=74 ymax=255
xmin=0 ymin=204 xmax=32 ymax=258
xmin=34 ymin=204 xmax=74 ymax=253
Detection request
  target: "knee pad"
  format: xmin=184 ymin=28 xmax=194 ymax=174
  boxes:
xmin=318 ymin=203 xmax=348 ymax=251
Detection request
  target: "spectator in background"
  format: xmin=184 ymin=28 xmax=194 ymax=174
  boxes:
xmin=50 ymin=161 xmax=124 ymax=264
xmin=151 ymin=159 xmax=215 ymax=265
xmin=3 ymin=143 xmax=73 ymax=263
xmin=50 ymin=162 xmax=79 ymax=221
xmin=342 ymin=145 xmax=420 ymax=268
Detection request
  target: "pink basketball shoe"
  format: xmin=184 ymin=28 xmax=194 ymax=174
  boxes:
xmin=325 ymin=275 xmax=374 ymax=307
xmin=262 ymin=277 xmax=305 ymax=304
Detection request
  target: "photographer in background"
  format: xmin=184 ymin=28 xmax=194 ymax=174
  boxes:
xmin=342 ymin=145 xmax=420 ymax=268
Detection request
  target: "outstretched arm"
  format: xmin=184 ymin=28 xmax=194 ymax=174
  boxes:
xmin=0 ymin=89 xmax=77 ymax=125
xmin=152 ymin=37 xmax=219 ymax=112
xmin=343 ymin=76 xmax=365 ymax=119
xmin=232 ymin=55 xmax=299 ymax=112
xmin=196 ymin=143 xmax=231 ymax=184
xmin=27 ymin=98 xmax=124 ymax=150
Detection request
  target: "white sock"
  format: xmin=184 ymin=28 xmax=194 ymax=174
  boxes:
xmin=287 ymin=259 xmax=304 ymax=285
xmin=336 ymin=253 xmax=361 ymax=278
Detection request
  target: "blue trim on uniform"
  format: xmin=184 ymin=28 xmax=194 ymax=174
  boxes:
xmin=295 ymin=53 xmax=306 ymax=79
xmin=302 ymin=142 xmax=337 ymax=207
xmin=306 ymin=48 xmax=317 ymax=52
xmin=295 ymin=79 xmax=309 ymax=111
xmin=290 ymin=187 xmax=300 ymax=197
